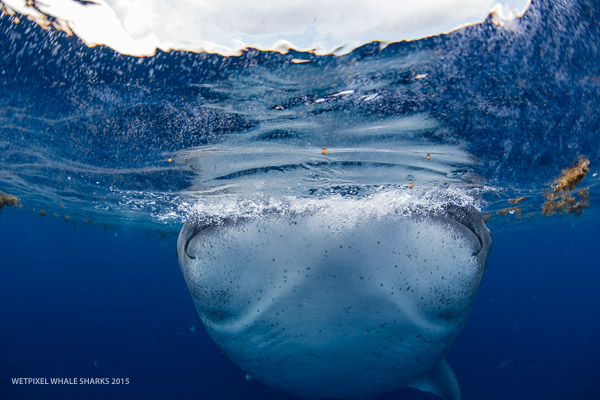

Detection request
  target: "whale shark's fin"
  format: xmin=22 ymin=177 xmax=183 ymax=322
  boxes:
xmin=406 ymin=359 xmax=460 ymax=400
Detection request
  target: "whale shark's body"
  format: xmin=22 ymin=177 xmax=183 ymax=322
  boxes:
xmin=177 ymin=202 xmax=491 ymax=399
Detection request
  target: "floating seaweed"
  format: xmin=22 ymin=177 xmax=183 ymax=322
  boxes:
xmin=508 ymin=197 xmax=525 ymax=205
xmin=542 ymin=156 xmax=591 ymax=217
xmin=482 ymin=212 xmax=491 ymax=223
xmin=0 ymin=190 xmax=21 ymax=212
xmin=497 ymin=206 xmax=522 ymax=219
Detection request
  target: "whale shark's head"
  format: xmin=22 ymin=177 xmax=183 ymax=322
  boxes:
xmin=177 ymin=200 xmax=490 ymax=399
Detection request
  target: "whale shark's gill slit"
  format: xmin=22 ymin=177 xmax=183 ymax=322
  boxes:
xmin=184 ymin=225 xmax=206 ymax=260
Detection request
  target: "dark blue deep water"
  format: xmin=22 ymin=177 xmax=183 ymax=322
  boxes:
xmin=1 ymin=0 xmax=599 ymax=399
xmin=2 ymin=209 xmax=599 ymax=399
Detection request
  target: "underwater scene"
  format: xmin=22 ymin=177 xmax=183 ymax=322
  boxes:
xmin=1 ymin=0 xmax=599 ymax=399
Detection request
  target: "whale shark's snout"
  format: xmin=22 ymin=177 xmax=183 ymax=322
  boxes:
xmin=177 ymin=203 xmax=490 ymax=400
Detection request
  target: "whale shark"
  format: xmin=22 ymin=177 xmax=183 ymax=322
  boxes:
xmin=177 ymin=200 xmax=491 ymax=400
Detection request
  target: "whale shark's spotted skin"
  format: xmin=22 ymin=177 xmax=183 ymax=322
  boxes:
xmin=177 ymin=204 xmax=491 ymax=400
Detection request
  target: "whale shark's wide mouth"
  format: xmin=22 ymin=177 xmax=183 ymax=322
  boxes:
xmin=437 ymin=204 xmax=487 ymax=256
xmin=181 ymin=201 xmax=490 ymax=261
xmin=183 ymin=224 xmax=208 ymax=260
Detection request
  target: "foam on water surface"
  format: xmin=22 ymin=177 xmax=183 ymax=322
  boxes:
xmin=177 ymin=185 xmax=483 ymax=229
xmin=2 ymin=0 xmax=530 ymax=55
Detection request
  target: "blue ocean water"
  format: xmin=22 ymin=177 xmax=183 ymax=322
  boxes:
xmin=2 ymin=209 xmax=599 ymax=400
xmin=1 ymin=0 xmax=599 ymax=399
